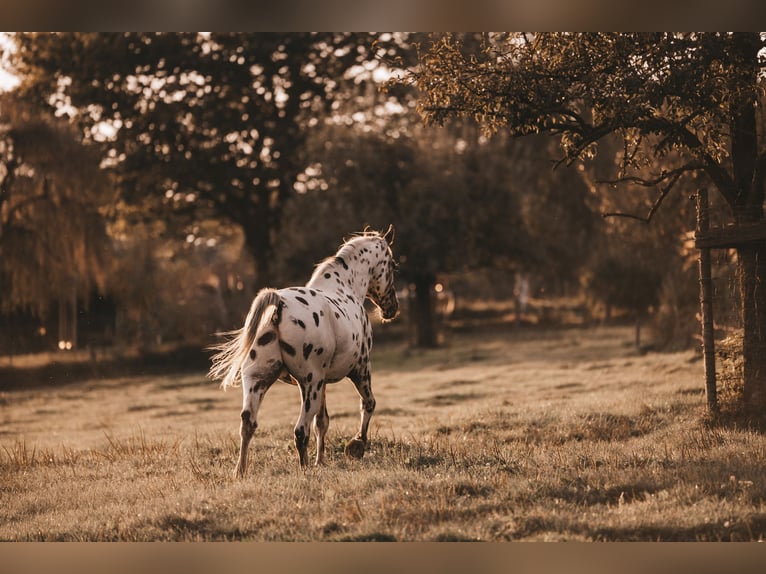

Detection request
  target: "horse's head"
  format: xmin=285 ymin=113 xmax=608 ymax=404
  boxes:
xmin=368 ymin=226 xmax=399 ymax=322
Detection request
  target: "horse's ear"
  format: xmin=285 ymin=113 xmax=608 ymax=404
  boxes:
xmin=383 ymin=224 xmax=395 ymax=246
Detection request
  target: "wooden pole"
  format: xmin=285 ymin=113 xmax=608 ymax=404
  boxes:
xmin=71 ymin=277 xmax=78 ymax=351
xmin=696 ymin=188 xmax=718 ymax=414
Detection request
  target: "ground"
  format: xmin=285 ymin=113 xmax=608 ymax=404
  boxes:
xmin=2 ymin=324 xmax=766 ymax=541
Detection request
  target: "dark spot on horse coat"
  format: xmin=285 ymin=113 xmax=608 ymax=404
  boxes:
xmin=296 ymin=296 xmax=309 ymax=306
xmin=335 ymin=256 xmax=349 ymax=270
xmin=303 ymin=343 xmax=313 ymax=360
xmin=316 ymin=347 xmax=324 ymax=355
xmin=280 ymin=340 xmax=296 ymax=356
xmin=249 ymin=349 xmax=256 ymax=360
xmin=273 ymin=301 xmax=284 ymax=325
xmin=305 ymin=397 xmax=311 ymax=412
xmin=307 ymin=372 xmax=313 ymax=383
xmin=293 ymin=318 xmax=306 ymax=329
xmin=257 ymin=331 xmax=276 ymax=346
xmin=295 ymin=426 xmax=308 ymax=446
xmin=313 ymin=312 xmax=320 ymax=327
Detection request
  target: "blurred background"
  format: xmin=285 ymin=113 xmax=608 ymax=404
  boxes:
xmin=0 ymin=33 xmax=742 ymax=369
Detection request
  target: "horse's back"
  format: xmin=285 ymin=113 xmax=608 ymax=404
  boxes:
xmin=276 ymin=286 xmax=365 ymax=382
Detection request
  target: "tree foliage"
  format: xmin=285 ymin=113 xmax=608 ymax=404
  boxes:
xmin=12 ymin=32 xmax=410 ymax=285
xmin=278 ymin=121 xmax=576 ymax=346
xmin=406 ymin=32 xmax=766 ymax=412
xmin=409 ymin=33 xmax=765 ymax=222
xmin=0 ymin=95 xmax=112 ymax=314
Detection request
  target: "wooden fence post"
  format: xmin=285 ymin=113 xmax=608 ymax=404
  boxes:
xmin=696 ymin=188 xmax=718 ymax=414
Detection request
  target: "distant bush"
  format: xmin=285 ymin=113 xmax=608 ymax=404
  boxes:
xmin=649 ymin=264 xmax=700 ymax=352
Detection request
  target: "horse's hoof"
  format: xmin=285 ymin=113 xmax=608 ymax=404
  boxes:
xmin=344 ymin=438 xmax=366 ymax=459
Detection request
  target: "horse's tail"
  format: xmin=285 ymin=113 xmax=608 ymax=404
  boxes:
xmin=208 ymin=288 xmax=282 ymax=389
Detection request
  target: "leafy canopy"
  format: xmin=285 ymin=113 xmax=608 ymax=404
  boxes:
xmin=12 ymin=33 xmax=409 ymax=283
xmin=407 ymin=33 xmax=766 ymax=219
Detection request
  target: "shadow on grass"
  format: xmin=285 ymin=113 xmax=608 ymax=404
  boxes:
xmin=152 ymin=514 xmax=257 ymax=541
xmin=337 ymin=531 xmax=398 ymax=541
xmin=588 ymin=513 xmax=766 ymax=541
xmin=704 ymin=404 xmax=766 ymax=435
xmin=0 ymin=346 xmax=212 ymax=391
xmin=541 ymin=480 xmax=667 ymax=507
xmin=501 ymin=513 xmax=766 ymax=541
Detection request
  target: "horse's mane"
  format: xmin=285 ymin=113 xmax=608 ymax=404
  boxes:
xmin=343 ymin=228 xmax=386 ymax=243
xmin=340 ymin=229 xmax=384 ymax=251
xmin=310 ymin=229 xmax=387 ymax=281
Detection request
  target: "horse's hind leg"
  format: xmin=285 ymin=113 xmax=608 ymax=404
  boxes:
xmin=294 ymin=376 xmax=326 ymax=468
xmin=235 ymin=408 xmax=256 ymax=478
xmin=313 ymin=393 xmax=329 ymax=466
xmin=235 ymin=360 xmax=280 ymax=477
xmin=346 ymin=366 xmax=375 ymax=460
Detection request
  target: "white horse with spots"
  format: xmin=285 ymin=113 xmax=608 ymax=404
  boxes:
xmin=209 ymin=228 xmax=399 ymax=475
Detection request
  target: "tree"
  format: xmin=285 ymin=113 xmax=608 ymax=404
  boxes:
xmin=107 ymin=217 xmax=253 ymax=347
xmin=406 ymin=32 xmax=766 ymax=412
xmin=499 ymin=132 xmax=601 ymax=292
xmin=280 ymin=122 xmax=534 ymax=347
xmin=0 ymin=95 xmax=111 ymax=328
xmin=584 ymin=252 xmax=662 ymax=350
xmin=11 ymin=32 xmax=407 ymax=289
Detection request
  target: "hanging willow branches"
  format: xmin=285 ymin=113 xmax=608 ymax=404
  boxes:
xmin=0 ymin=95 xmax=114 ymax=314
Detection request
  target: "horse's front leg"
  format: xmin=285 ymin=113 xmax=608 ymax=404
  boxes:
xmin=346 ymin=366 xmax=375 ymax=460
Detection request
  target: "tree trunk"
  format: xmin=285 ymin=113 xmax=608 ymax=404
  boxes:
xmin=728 ymin=33 xmax=765 ymax=414
xmin=739 ymin=243 xmax=766 ymax=412
xmin=243 ymin=218 xmax=274 ymax=292
xmin=411 ymin=272 xmax=438 ymax=348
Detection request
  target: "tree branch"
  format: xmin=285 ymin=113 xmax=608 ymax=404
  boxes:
xmin=635 ymin=117 xmax=736 ymax=203
xmin=597 ymin=164 xmax=703 ymax=189
xmin=550 ymin=122 xmax=615 ymax=169
xmin=602 ymin=168 xmax=687 ymax=224
xmin=2 ymin=176 xmax=53 ymax=234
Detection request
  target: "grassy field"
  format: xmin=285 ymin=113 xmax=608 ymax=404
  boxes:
xmin=2 ymin=324 xmax=766 ymax=541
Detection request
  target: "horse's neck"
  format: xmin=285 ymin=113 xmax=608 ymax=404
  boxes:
xmin=308 ymin=241 xmax=378 ymax=300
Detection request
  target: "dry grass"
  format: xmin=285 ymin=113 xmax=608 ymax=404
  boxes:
xmin=2 ymin=325 xmax=766 ymax=541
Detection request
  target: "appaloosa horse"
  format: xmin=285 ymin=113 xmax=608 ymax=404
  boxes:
xmin=209 ymin=228 xmax=399 ymax=475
